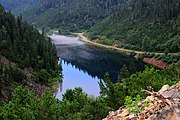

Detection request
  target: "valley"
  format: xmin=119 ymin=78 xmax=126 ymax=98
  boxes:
xmin=0 ymin=0 xmax=179 ymax=120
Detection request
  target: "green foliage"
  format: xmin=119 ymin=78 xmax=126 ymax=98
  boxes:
xmin=0 ymin=86 xmax=109 ymax=120
xmin=20 ymin=0 xmax=127 ymax=32
xmin=99 ymin=72 xmax=126 ymax=109
xmin=0 ymin=2 xmax=180 ymax=119
xmin=139 ymin=53 xmax=180 ymax=64
xmin=129 ymin=51 xmax=136 ymax=57
xmin=125 ymin=95 xmax=150 ymax=115
xmin=98 ymin=38 xmax=114 ymax=46
xmin=0 ymin=0 xmax=41 ymax=15
xmin=118 ymin=60 xmax=138 ymax=82
xmin=120 ymin=65 xmax=130 ymax=80
xmin=36 ymin=69 xmax=50 ymax=84
xmin=0 ymin=61 xmax=27 ymax=83
xmin=4 ymin=0 xmax=180 ymax=53
xmin=0 ymin=5 xmax=60 ymax=86
xmin=88 ymin=0 xmax=180 ymax=52
xmin=0 ymin=86 xmax=62 ymax=120
xmin=163 ymin=61 xmax=180 ymax=81
xmin=121 ymin=66 xmax=176 ymax=97
xmin=99 ymin=62 xmax=179 ymax=110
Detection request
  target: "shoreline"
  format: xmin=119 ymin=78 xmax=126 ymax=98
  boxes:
xmin=76 ymin=33 xmax=166 ymax=55
xmin=76 ymin=33 xmax=175 ymax=69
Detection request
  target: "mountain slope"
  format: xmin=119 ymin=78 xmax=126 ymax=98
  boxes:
xmin=21 ymin=0 xmax=128 ymax=31
xmin=87 ymin=0 xmax=180 ymax=52
xmin=0 ymin=4 xmax=60 ymax=101
xmin=19 ymin=0 xmax=180 ymax=52
xmin=0 ymin=0 xmax=42 ymax=15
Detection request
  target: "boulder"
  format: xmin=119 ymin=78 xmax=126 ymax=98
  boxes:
xmin=158 ymin=85 xmax=170 ymax=94
xmin=119 ymin=109 xmax=129 ymax=117
xmin=161 ymin=89 xmax=180 ymax=99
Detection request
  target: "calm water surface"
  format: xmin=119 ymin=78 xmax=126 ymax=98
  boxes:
xmin=50 ymin=34 xmax=145 ymax=99
xmin=55 ymin=60 xmax=100 ymax=99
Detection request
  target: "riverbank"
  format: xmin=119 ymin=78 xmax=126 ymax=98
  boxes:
xmin=76 ymin=33 xmax=165 ymax=55
xmin=76 ymin=33 xmax=176 ymax=69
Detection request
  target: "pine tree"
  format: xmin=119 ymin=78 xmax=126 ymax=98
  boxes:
xmin=129 ymin=60 xmax=136 ymax=74
xmin=120 ymin=65 xmax=130 ymax=80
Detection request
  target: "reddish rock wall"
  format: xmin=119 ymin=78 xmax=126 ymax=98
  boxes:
xmin=142 ymin=58 xmax=171 ymax=69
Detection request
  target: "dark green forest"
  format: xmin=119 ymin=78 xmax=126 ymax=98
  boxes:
xmin=0 ymin=4 xmax=57 ymax=71
xmin=87 ymin=0 xmax=180 ymax=52
xmin=0 ymin=4 xmax=60 ymax=101
xmin=10 ymin=0 xmax=180 ymax=53
xmin=0 ymin=0 xmax=41 ymax=15
xmin=21 ymin=0 xmax=127 ymax=32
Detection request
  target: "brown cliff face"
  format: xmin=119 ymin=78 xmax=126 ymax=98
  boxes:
xmin=103 ymin=82 xmax=180 ymax=120
xmin=142 ymin=58 xmax=171 ymax=70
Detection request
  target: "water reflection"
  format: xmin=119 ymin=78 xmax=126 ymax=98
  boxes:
xmin=59 ymin=81 xmax=63 ymax=92
xmin=56 ymin=59 xmax=100 ymax=100
xmin=56 ymin=44 xmax=145 ymax=82
xmin=51 ymin=34 xmax=145 ymax=99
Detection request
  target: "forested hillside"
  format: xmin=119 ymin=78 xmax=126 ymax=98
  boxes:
xmin=0 ymin=1 xmax=179 ymax=119
xmin=21 ymin=0 xmax=127 ymax=32
xmin=16 ymin=0 xmax=180 ymax=52
xmin=0 ymin=4 xmax=58 ymax=73
xmin=0 ymin=61 xmax=179 ymax=120
xmin=87 ymin=0 xmax=180 ymax=52
xmin=0 ymin=4 xmax=60 ymax=101
xmin=0 ymin=0 xmax=42 ymax=15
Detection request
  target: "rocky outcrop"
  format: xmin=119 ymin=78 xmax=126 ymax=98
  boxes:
xmin=103 ymin=82 xmax=180 ymax=120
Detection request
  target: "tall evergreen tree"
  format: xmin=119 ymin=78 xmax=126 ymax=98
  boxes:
xmin=120 ymin=65 xmax=130 ymax=80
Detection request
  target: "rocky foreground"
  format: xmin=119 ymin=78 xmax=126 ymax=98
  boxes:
xmin=103 ymin=82 xmax=180 ymax=120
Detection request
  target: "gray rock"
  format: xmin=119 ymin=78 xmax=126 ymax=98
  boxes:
xmin=161 ymin=89 xmax=180 ymax=99
xmin=158 ymin=85 xmax=170 ymax=94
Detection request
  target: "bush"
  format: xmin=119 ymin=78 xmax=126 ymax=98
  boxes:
xmin=129 ymin=51 xmax=137 ymax=57
xmin=37 ymin=69 xmax=50 ymax=84
xmin=0 ymin=86 xmax=110 ymax=120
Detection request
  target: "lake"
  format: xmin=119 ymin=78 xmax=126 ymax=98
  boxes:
xmin=50 ymin=34 xmax=145 ymax=99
